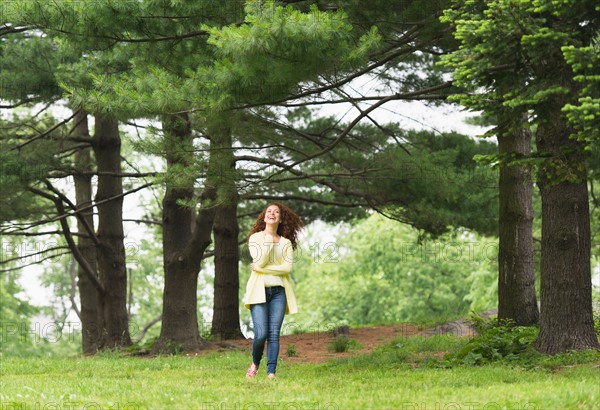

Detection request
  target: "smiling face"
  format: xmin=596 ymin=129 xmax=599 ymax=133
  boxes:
xmin=264 ymin=204 xmax=281 ymax=226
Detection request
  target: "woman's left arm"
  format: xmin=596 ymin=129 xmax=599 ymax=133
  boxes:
xmin=252 ymin=241 xmax=294 ymax=276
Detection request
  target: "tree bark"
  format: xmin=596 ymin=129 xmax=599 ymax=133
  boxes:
xmin=152 ymin=181 xmax=218 ymax=353
xmin=497 ymin=113 xmax=539 ymax=326
xmin=212 ymin=199 xmax=243 ymax=340
xmin=533 ymin=92 xmax=599 ymax=354
xmin=211 ymin=123 xmax=243 ymax=340
xmin=153 ymin=114 xmax=198 ymax=352
xmin=72 ymin=110 xmax=103 ymax=353
xmin=92 ymin=114 xmax=132 ymax=349
xmin=152 ymin=114 xmax=231 ymax=353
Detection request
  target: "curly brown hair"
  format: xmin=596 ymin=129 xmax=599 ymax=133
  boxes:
xmin=248 ymin=203 xmax=304 ymax=250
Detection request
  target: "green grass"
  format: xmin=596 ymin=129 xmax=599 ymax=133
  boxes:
xmin=286 ymin=343 xmax=298 ymax=357
xmin=327 ymin=336 xmax=363 ymax=353
xmin=1 ymin=336 xmax=599 ymax=410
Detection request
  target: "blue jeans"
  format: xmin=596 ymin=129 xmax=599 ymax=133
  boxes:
xmin=250 ymin=286 xmax=287 ymax=374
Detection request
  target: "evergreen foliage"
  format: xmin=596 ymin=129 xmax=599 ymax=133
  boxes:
xmin=440 ymin=0 xmax=600 ymax=174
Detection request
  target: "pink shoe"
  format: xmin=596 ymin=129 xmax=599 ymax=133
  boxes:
xmin=246 ymin=364 xmax=258 ymax=379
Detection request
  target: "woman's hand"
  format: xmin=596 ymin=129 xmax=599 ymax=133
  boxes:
xmin=250 ymin=263 xmax=256 ymax=271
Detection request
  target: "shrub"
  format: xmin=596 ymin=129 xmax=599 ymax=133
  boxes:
xmin=286 ymin=344 xmax=298 ymax=357
xmin=443 ymin=314 xmax=538 ymax=366
xmin=328 ymin=336 xmax=363 ymax=353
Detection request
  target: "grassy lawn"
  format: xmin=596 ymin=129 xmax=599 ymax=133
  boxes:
xmin=1 ymin=336 xmax=599 ymax=410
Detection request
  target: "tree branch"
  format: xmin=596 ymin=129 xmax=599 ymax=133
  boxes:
xmin=236 ymin=41 xmax=420 ymax=110
xmin=43 ymin=26 xmax=210 ymax=44
xmin=122 ymin=218 xmax=162 ymax=226
xmin=48 ymin=171 xmax=159 ymax=179
xmin=28 ymin=187 xmax=105 ymax=294
xmin=0 ymin=25 xmax=30 ymax=37
xmin=331 ymin=86 xmax=412 ymax=155
xmin=0 ymin=246 xmax=70 ymax=265
xmin=0 ymin=229 xmax=87 ymax=238
xmin=241 ymin=194 xmax=369 ymax=207
xmin=132 ymin=315 xmax=162 ymax=345
xmin=12 ymin=182 xmax=154 ymax=233
xmin=259 ymin=83 xmax=452 ymax=184
xmin=236 ymin=155 xmax=382 ymax=182
xmin=279 ymin=93 xmax=450 ymax=107
xmin=10 ymin=109 xmax=81 ymax=151
xmin=43 ymin=180 xmax=100 ymax=247
xmin=0 ymin=98 xmax=36 ymax=109
xmin=0 ymin=252 xmax=72 ymax=273
xmin=238 ymin=155 xmax=377 ymax=199
xmin=68 ymin=257 xmax=82 ymax=320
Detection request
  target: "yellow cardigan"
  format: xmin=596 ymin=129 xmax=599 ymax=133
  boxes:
xmin=243 ymin=232 xmax=298 ymax=314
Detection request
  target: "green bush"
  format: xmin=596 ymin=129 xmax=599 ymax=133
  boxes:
xmin=328 ymin=336 xmax=363 ymax=353
xmin=443 ymin=314 xmax=538 ymax=366
xmin=286 ymin=344 xmax=298 ymax=357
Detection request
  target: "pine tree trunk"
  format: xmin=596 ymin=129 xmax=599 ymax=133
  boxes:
xmin=497 ymin=114 xmax=539 ymax=326
xmin=153 ymin=182 xmax=217 ymax=352
xmin=73 ymin=110 xmax=103 ymax=353
xmin=92 ymin=114 xmax=131 ymax=349
xmin=152 ymin=116 xmax=228 ymax=353
xmin=156 ymin=256 xmax=204 ymax=351
xmin=533 ymin=114 xmax=599 ymax=354
xmin=153 ymin=114 xmax=200 ymax=352
xmin=212 ymin=201 xmax=243 ymax=340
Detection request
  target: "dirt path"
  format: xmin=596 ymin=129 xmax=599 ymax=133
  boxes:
xmin=187 ymin=309 xmax=500 ymax=363
xmin=205 ymin=318 xmax=480 ymax=364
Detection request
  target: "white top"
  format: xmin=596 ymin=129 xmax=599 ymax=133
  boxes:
xmin=244 ymin=231 xmax=298 ymax=314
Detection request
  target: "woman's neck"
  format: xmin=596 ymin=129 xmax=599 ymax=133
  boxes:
xmin=264 ymin=225 xmax=279 ymax=236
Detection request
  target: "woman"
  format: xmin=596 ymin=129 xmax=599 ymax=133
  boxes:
xmin=244 ymin=203 xmax=303 ymax=379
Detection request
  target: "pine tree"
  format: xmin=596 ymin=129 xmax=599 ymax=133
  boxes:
xmin=442 ymin=0 xmax=600 ymax=353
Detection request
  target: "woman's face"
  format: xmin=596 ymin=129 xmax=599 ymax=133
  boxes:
xmin=264 ymin=205 xmax=281 ymax=225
